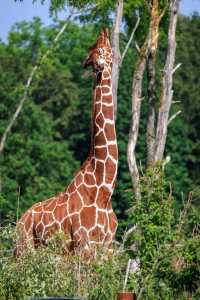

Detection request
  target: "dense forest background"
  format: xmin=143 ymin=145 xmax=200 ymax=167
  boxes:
xmin=0 ymin=1 xmax=200 ymax=297
xmin=0 ymin=12 xmax=200 ymax=226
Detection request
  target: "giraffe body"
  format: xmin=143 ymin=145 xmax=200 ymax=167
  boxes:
xmin=16 ymin=28 xmax=118 ymax=256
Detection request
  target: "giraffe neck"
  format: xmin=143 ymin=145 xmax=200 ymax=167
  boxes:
xmin=91 ymin=66 xmax=117 ymax=160
xmin=84 ymin=64 xmax=119 ymax=195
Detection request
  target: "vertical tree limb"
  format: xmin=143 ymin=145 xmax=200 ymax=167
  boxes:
xmin=146 ymin=54 xmax=156 ymax=166
xmin=111 ymin=0 xmax=123 ymax=120
xmin=146 ymin=0 xmax=165 ymax=166
xmin=111 ymin=2 xmax=140 ymax=120
xmin=154 ymin=0 xmax=180 ymax=163
xmin=127 ymin=36 xmax=151 ymax=200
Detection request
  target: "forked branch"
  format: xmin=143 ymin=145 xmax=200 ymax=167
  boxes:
xmin=154 ymin=0 xmax=181 ymax=163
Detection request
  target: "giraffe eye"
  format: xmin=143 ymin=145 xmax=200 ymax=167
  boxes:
xmin=98 ymin=48 xmax=104 ymax=55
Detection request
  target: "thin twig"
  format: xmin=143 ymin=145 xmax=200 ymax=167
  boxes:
xmin=135 ymin=41 xmax=141 ymax=53
xmin=117 ymin=225 xmax=137 ymax=254
xmin=16 ymin=186 xmax=21 ymax=222
xmin=168 ymin=110 xmax=182 ymax=125
xmin=120 ymin=16 xmax=140 ymax=65
xmin=172 ymin=62 xmax=182 ymax=74
xmin=158 ymin=5 xmax=168 ymax=22
xmin=176 ymin=192 xmax=193 ymax=236
xmin=139 ymin=160 xmax=145 ymax=177
xmin=123 ymin=259 xmax=131 ymax=292
xmin=0 ymin=65 xmax=37 ymax=154
xmin=172 ymin=100 xmax=181 ymax=103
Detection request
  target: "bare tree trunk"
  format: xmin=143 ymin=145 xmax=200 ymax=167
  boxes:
xmin=111 ymin=1 xmax=140 ymax=120
xmin=127 ymin=36 xmax=151 ymax=200
xmin=153 ymin=0 xmax=180 ymax=163
xmin=146 ymin=0 xmax=165 ymax=166
xmin=146 ymin=54 xmax=156 ymax=166
xmin=111 ymin=0 xmax=123 ymax=120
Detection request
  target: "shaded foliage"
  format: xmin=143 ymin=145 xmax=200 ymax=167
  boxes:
xmin=0 ymin=14 xmax=200 ymax=223
xmin=127 ymin=168 xmax=200 ymax=299
xmin=0 ymin=170 xmax=199 ymax=299
xmin=0 ymin=232 xmax=126 ymax=300
xmin=0 ymin=4 xmax=199 ymax=299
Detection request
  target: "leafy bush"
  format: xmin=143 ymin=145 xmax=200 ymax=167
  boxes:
xmin=126 ymin=167 xmax=200 ymax=299
xmin=0 ymin=228 xmax=127 ymax=300
xmin=0 ymin=168 xmax=200 ymax=300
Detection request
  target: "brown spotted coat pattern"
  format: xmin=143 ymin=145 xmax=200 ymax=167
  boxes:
xmin=15 ymin=29 xmax=118 ymax=256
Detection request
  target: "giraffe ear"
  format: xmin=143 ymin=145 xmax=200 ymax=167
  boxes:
xmin=101 ymin=28 xmax=109 ymax=39
xmin=103 ymin=28 xmax=110 ymax=38
xmin=100 ymin=28 xmax=110 ymax=47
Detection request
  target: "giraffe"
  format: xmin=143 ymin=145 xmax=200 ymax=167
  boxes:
xmin=15 ymin=28 xmax=118 ymax=256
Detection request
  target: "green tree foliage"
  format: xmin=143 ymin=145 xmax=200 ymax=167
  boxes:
xmin=0 ymin=234 xmax=126 ymax=300
xmin=0 ymin=169 xmax=199 ymax=299
xmin=0 ymin=14 xmax=200 ymax=223
xmin=174 ymin=14 xmax=200 ymax=195
xmin=127 ymin=168 xmax=200 ymax=299
xmin=0 ymin=19 xmax=80 ymax=218
xmin=0 ymin=10 xmax=200 ymax=298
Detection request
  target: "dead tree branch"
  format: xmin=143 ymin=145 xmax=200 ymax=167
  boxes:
xmin=127 ymin=36 xmax=151 ymax=200
xmin=120 ymin=16 xmax=140 ymax=66
xmin=154 ymin=0 xmax=180 ymax=163
xmin=168 ymin=110 xmax=182 ymax=125
xmin=146 ymin=55 xmax=156 ymax=166
xmin=146 ymin=0 xmax=167 ymax=166
xmin=0 ymin=66 xmax=38 ymax=155
xmin=0 ymin=11 xmax=74 ymax=155
xmin=111 ymin=4 xmax=140 ymax=121
xmin=172 ymin=62 xmax=182 ymax=74
xmin=135 ymin=41 xmax=141 ymax=53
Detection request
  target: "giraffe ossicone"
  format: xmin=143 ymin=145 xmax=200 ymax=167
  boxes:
xmin=15 ymin=28 xmax=118 ymax=256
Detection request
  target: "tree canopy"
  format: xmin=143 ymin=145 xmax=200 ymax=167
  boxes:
xmin=1 ymin=14 xmax=200 ymax=221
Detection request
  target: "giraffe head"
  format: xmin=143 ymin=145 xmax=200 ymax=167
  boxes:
xmin=83 ymin=28 xmax=112 ymax=72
